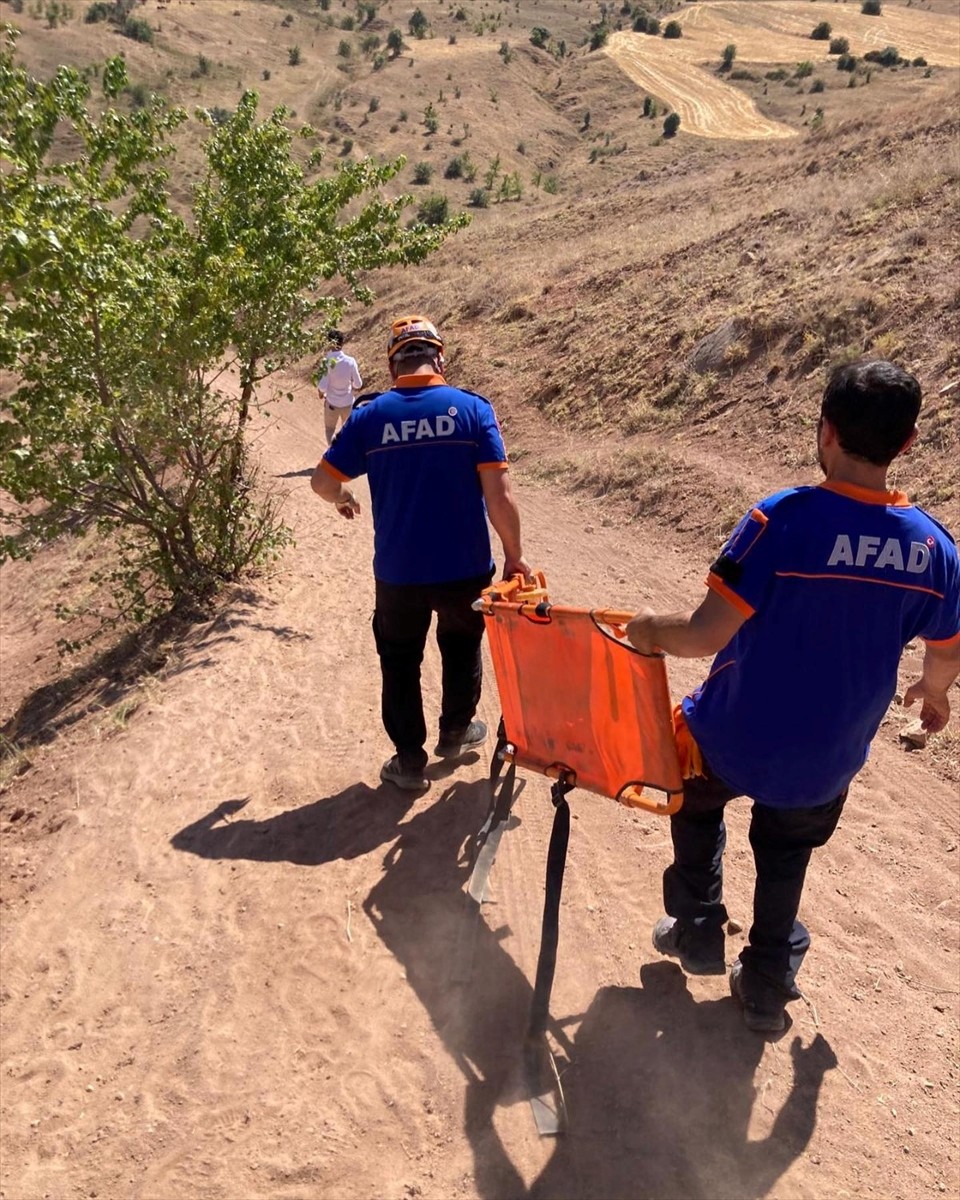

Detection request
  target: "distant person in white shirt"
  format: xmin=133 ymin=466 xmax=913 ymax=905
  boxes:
xmin=317 ymin=330 xmax=363 ymax=445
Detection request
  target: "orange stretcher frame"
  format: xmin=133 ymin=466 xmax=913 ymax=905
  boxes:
xmin=475 ymin=574 xmax=684 ymax=815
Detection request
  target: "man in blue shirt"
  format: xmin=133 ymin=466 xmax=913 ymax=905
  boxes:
xmin=627 ymin=360 xmax=960 ymax=1032
xmin=311 ymin=315 xmax=531 ymax=791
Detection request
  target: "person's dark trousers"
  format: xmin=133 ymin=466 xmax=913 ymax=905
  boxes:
xmin=372 ymin=572 xmax=492 ymax=772
xmin=663 ymin=761 xmax=846 ymax=998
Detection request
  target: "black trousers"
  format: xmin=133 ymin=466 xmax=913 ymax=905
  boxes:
xmin=663 ymin=762 xmax=845 ymax=997
xmin=372 ymin=573 xmax=492 ymax=771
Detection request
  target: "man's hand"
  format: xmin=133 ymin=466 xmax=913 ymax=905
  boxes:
xmin=903 ymin=678 xmax=951 ymax=733
xmin=626 ymin=607 xmax=658 ymax=654
xmin=502 ymin=556 xmax=534 ymax=583
xmin=335 ymin=490 xmax=361 ymax=520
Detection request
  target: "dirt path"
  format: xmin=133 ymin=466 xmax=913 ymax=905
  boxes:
xmin=605 ymin=31 xmax=798 ymax=141
xmin=606 ymin=1 xmax=960 ymax=141
xmin=1 ymin=376 xmax=958 ymax=1200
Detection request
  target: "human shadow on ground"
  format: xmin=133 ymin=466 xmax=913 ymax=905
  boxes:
xmin=275 ymin=467 xmax=316 ymax=478
xmin=3 ymin=588 xmax=309 ymax=751
xmin=526 ymin=965 xmax=838 ymax=1200
xmin=170 ymin=786 xmax=415 ymax=867
xmin=363 ymin=780 xmax=838 ymax=1200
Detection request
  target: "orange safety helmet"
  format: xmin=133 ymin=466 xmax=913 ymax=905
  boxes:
xmin=386 ymin=314 xmax=444 ymax=361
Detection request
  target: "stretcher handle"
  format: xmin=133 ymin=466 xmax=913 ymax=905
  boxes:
xmin=618 ymin=784 xmax=684 ymax=816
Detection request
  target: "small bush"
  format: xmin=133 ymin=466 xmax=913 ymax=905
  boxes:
xmin=262 ymin=69 xmax=271 ymax=81
xmin=368 ymin=96 xmax=380 ymax=113
xmin=468 ymin=187 xmax=489 ymax=208
xmin=861 ymin=0 xmax=881 ymax=13
xmin=644 ymin=16 xmax=660 ymax=34
xmin=663 ymin=111 xmax=681 ymax=136
xmin=765 ymin=68 xmax=788 ymax=80
xmin=127 ymin=82 xmax=151 ymax=108
xmin=810 ymin=78 xmax=825 ymax=92
xmin=542 ymin=174 xmax=560 ymax=194
xmin=340 ymin=138 xmax=354 ymax=156
xmin=85 ymin=1 xmax=113 ymax=22
xmin=341 ymin=15 xmax=355 ymax=30
xmin=589 ymin=26 xmax=609 ymax=50
xmin=864 ymin=45 xmax=901 ymax=66
xmin=721 ymin=44 xmax=736 ymax=70
xmin=387 ymin=29 xmax=405 ymax=56
xmin=663 ymin=20 xmax=682 ymax=39
xmin=729 ymin=69 xmax=758 ymax=81
xmin=530 ymin=26 xmax=550 ymax=48
xmin=416 ymin=194 xmax=450 ymax=226
xmin=409 ymin=7 xmax=429 ymax=38
xmin=361 ymin=33 xmax=381 ymax=53
xmin=912 ymin=56 xmax=928 ymax=67
xmin=836 ymin=53 xmax=857 ymax=71
xmin=123 ymin=16 xmax=154 ymax=43
xmin=795 ymin=60 xmax=815 ymax=78
xmin=412 ymin=161 xmax=433 ymax=183
xmin=828 ymin=36 xmax=849 ymax=55
xmin=810 ymin=21 xmax=831 ymax=40
xmin=288 ymin=45 xmax=302 ymax=66
xmin=337 ymin=40 xmax=352 ymax=58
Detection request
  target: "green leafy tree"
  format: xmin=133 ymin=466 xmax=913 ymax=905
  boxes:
xmin=0 ymin=34 xmax=466 ymax=622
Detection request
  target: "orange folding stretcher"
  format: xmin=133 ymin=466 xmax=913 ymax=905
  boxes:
xmin=467 ymin=573 xmax=684 ymax=1134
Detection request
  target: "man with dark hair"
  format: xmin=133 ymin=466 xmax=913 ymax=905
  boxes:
xmin=627 ymin=359 xmax=960 ymax=1032
xmin=317 ymin=329 xmax=363 ymax=446
xmin=311 ymin=315 xmax=531 ymax=791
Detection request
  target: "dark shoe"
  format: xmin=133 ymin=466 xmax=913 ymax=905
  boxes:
xmin=730 ymin=961 xmax=787 ymax=1033
xmin=434 ymin=719 xmax=487 ymax=760
xmin=379 ymin=755 xmax=428 ymax=792
xmin=652 ymin=916 xmax=725 ymax=976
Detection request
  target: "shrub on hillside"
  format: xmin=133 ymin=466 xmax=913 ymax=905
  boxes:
xmin=721 ymin=43 xmax=736 ymax=70
xmin=530 ymin=26 xmax=550 ymax=48
xmin=412 ymin=161 xmax=433 ymax=183
xmin=444 ymin=152 xmax=476 ymax=180
xmin=85 ymin=1 xmax=113 ymax=21
xmin=123 ymin=17 xmax=153 ymax=44
xmin=644 ymin=16 xmax=660 ymax=34
xmin=810 ymin=22 xmax=831 ymax=40
xmin=663 ymin=111 xmax=681 ymax=136
xmin=829 ymin=36 xmax=849 ymax=54
xmin=468 ymin=187 xmax=489 ymax=208
xmin=409 ymin=8 xmax=429 ymax=38
xmin=810 ymin=78 xmax=825 ymax=92
xmin=416 ymin=194 xmax=450 ymax=226
xmin=288 ymin=46 xmax=302 ymax=66
xmin=337 ymin=40 xmax=352 ymax=58
xmin=861 ymin=0 xmax=881 ymax=12
xmin=864 ymin=45 xmax=901 ymax=66
xmin=836 ymin=53 xmax=857 ymax=71
xmin=912 ymin=56 xmax=928 ymax=67
xmin=589 ymin=26 xmax=609 ymax=50
xmin=387 ymin=29 xmax=405 ymax=57
xmin=663 ymin=20 xmax=682 ymax=38
xmin=795 ymin=60 xmax=815 ymax=78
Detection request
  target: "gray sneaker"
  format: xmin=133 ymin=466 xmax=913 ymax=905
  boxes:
xmin=379 ymin=755 xmax=428 ymax=792
xmin=729 ymin=961 xmax=788 ymax=1033
xmin=434 ymin=719 xmax=487 ymax=760
xmin=652 ymin=916 xmax=726 ymax=976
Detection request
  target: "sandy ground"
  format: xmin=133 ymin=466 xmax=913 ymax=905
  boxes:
xmin=1 ymin=376 xmax=959 ymax=1200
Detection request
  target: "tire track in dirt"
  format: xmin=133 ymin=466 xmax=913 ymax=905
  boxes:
xmin=606 ymin=32 xmax=797 ymax=141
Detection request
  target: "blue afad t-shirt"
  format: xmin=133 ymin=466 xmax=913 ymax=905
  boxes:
xmin=684 ymin=482 xmax=960 ymax=808
xmin=320 ymin=374 xmax=508 ymax=585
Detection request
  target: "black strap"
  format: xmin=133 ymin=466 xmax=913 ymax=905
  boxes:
xmin=527 ymin=779 xmax=573 ymax=1039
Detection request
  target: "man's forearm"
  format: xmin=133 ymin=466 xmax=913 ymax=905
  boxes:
xmin=922 ymin=639 xmax=960 ymax=693
xmin=485 ymin=490 xmax=523 ymax=560
xmin=644 ymin=610 xmax=720 ymax=658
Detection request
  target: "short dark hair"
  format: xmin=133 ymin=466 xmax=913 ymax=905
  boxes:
xmin=328 ymin=329 xmax=345 ymax=348
xmin=821 ymin=359 xmax=921 ymax=466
